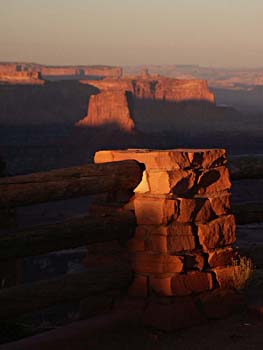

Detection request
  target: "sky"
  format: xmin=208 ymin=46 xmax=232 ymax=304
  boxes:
xmin=0 ymin=0 xmax=263 ymax=68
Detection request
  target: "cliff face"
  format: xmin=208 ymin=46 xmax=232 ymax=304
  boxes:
xmin=154 ymin=79 xmax=215 ymax=103
xmin=40 ymin=66 xmax=122 ymax=79
xmin=0 ymin=63 xmax=18 ymax=74
xmin=76 ymin=75 xmax=215 ymax=131
xmin=76 ymin=90 xmax=135 ymax=132
xmin=0 ymin=63 xmax=122 ymax=80
xmin=81 ymin=77 xmax=215 ymax=103
xmin=40 ymin=67 xmax=77 ymax=76
xmin=81 ymin=67 xmax=122 ymax=79
xmin=80 ymin=79 xmax=133 ymax=92
xmin=0 ymin=71 xmax=43 ymax=85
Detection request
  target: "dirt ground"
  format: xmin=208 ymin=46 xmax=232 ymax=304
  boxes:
xmin=58 ymin=310 xmax=263 ymax=350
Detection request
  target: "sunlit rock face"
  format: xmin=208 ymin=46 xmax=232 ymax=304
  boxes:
xmin=40 ymin=66 xmax=122 ymax=79
xmin=154 ymin=78 xmax=215 ymax=103
xmin=77 ymin=75 xmax=215 ymax=131
xmin=0 ymin=71 xmax=43 ymax=85
xmin=94 ymin=149 xmax=250 ymax=331
xmin=81 ymin=76 xmax=215 ymax=103
xmin=76 ymin=90 xmax=135 ymax=132
xmin=0 ymin=62 xmax=123 ymax=80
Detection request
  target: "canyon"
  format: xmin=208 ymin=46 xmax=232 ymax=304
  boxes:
xmin=0 ymin=63 xmax=262 ymax=176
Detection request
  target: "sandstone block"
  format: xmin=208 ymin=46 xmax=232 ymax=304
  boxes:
xmin=177 ymin=197 xmax=214 ymax=223
xmin=134 ymin=196 xmax=178 ymax=225
xmin=171 ymin=272 xmax=213 ymax=296
xmin=94 ymin=149 xmax=226 ymax=171
xmin=209 ymin=193 xmax=231 ymax=216
xmin=150 ymin=276 xmax=173 ymax=296
xmin=145 ymin=235 xmax=167 ymax=253
xmin=208 ymin=247 xmax=236 ymax=268
xmin=197 ymin=166 xmax=231 ymax=195
xmin=135 ymin=225 xmax=168 ymax=238
xmin=167 ymin=222 xmax=195 ymax=235
xmin=167 ymin=235 xmax=196 ymax=252
xmin=128 ymin=275 xmax=148 ymax=297
xmin=143 ymin=297 xmax=204 ymax=331
xmin=167 ymin=222 xmax=196 ymax=252
xmin=197 ymin=214 xmax=236 ymax=251
xmin=147 ymin=169 xmax=196 ymax=195
xmin=188 ymin=149 xmax=226 ymax=169
xmin=132 ymin=253 xmax=184 ymax=274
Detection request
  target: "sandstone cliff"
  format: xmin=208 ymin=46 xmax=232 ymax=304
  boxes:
xmin=76 ymin=75 xmax=215 ymax=131
xmin=76 ymin=90 xmax=135 ymax=132
xmin=81 ymin=76 xmax=215 ymax=103
xmin=0 ymin=62 xmax=122 ymax=80
xmin=0 ymin=71 xmax=44 ymax=85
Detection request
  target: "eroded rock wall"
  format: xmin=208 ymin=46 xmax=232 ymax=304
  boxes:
xmin=0 ymin=63 xmax=122 ymax=80
xmin=81 ymin=76 xmax=215 ymax=103
xmin=0 ymin=71 xmax=43 ymax=85
xmin=77 ymin=75 xmax=215 ymax=131
xmin=76 ymin=90 xmax=135 ymax=132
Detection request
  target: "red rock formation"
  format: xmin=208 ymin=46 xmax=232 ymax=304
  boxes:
xmin=77 ymin=74 xmax=215 ymax=130
xmin=81 ymin=66 xmax=122 ymax=79
xmin=80 ymin=79 xmax=133 ymax=92
xmin=0 ymin=71 xmax=44 ymax=85
xmin=81 ymin=75 xmax=215 ymax=103
xmin=38 ymin=65 xmax=122 ymax=79
xmin=0 ymin=63 xmax=18 ymax=74
xmin=76 ymin=90 xmax=135 ymax=132
xmin=0 ymin=63 xmax=123 ymax=80
xmin=40 ymin=66 xmax=77 ymax=76
xmin=154 ymin=78 xmax=215 ymax=103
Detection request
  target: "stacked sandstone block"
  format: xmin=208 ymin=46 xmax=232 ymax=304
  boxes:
xmin=95 ymin=149 xmax=246 ymax=330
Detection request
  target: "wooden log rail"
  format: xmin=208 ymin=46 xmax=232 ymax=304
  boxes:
xmin=0 ymin=211 xmax=136 ymax=260
xmin=0 ymin=263 xmax=131 ymax=320
xmin=0 ymin=160 xmax=143 ymax=208
xmin=0 ymin=160 xmax=142 ymax=324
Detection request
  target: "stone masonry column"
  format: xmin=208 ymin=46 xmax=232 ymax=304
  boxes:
xmin=94 ymin=149 xmax=250 ymax=330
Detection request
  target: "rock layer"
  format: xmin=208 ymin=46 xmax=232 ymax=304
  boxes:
xmin=76 ymin=90 xmax=135 ymax=132
xmin=77 ymin=74 xmax=215 ymax=131
xmin=0 ymin=71 xmax=43 ymax=85
xmin=0 ymin=62 xmax=122 ymax=81
xmin=81 ymin=76 xmax=215 ymax=103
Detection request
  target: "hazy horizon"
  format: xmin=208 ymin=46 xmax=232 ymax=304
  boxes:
xmin=1 ymin=0 xmax=263 ymax=68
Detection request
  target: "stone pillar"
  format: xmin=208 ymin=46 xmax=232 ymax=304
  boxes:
xmin=94 ymin=149 xmax=251 ymax=330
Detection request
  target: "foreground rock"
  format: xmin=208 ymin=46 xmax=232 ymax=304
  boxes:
xmin=94 ymin=149 xmax=251 ymax=331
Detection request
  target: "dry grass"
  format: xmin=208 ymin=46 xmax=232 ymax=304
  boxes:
xmin=231 ymin=256 xmax=253 ymax=290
